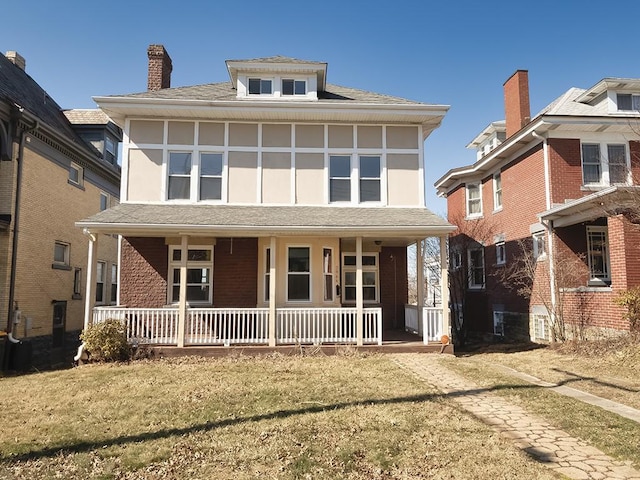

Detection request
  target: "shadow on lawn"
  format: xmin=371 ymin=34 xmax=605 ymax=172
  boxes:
xmin=1 ymin=382 xmax=545 ymax=463
xmin=552 ymin=368 xmax=639 ymax=393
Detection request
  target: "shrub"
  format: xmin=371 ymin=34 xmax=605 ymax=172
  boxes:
xmin=80 ymin=319 xmax=131 ymax=362
xmin=615 ymin=287 xmax=640 ymax=335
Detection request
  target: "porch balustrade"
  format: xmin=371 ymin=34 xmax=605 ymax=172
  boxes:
xmin=404 ymin=305 xmax=445 ymax=342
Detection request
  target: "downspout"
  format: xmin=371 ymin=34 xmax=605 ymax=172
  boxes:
xmin=6 ymin=107 xmax=39 ymax=338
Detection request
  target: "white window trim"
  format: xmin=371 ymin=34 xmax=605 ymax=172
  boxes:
xmin=263 ymin=246 xmax=271 ymax=304
xmin=451 ymin=250 xmax=462 ymax=270
xmin=198 ymin=151 xmax=224 ymax=202
xmin=533 ymin=232 xmax=547 ymax=260
xmin=53 ymin=241 xmax=70 ymax=267
xmin=586 ymin=226 xmax=611 ymax=284
xmin=329 ymin=154 xmax=352 ymax=203
xmin=580 ymin=141 xmax=631 ymax=187
xmin=96 ymin=260 xmax=106 ymax=305
xmin=466 ymin=182 xmax=482 ymax=218
xmin=493 ymin=311 xmax=505 ymax=337
xmin=69 ymin=162 xmax=83 ymax=187
xmin=341 ymin=252 xmax=380 ymax=304
xmin=495 ymin=241 xmax=506 ymax=266
xmin=165 ymin=149 xmax=227 ymax=203
xmin=533 ymin=312 xmax=550 ymax=341
xmin=282 ymin=78 xmax=307 ymax=96
xmin=248 ymin=77 xmax=274 ymax=96
xmin=167 ymin=245 xmax=214 ymax=305
xmin=493 ymin=172 xmax=502 ymax=211
xmin=286 ymin=245 xmax=312 ymax=303
xmin=358 ymin=154 xmax=382 ymax=204
xmin=615 ymin=92 xmax=640 ymax=112
xmin=467 ymin=247 xmax=485 ymax=289
xmin=110 ymin=264 xmax=118 ymax=304
xmin=323 ymin=247 xmax=334 ymax=303
xmin=100 ymin=192 xmax=109 ymax=211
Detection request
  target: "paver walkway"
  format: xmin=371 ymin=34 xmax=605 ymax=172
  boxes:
xmin=393 ymin=353 xmax=640 ymax=480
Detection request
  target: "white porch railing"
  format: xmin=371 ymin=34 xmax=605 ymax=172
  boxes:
xmin=404 ymin=305 xmax=444 ymax=342
xmin=277 ymin=307 xmax=382 ymax=345
xmin=92 ymin=306 xmax=383 ymax=346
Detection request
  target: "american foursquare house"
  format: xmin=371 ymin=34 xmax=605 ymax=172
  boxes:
xmin=77 ymin=45 xmax=455 ymax=349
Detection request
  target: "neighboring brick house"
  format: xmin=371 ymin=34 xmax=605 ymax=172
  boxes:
xmin=436 ymin=70 xmax=640 ymax=342
xmin=0 ymin=51 xmax=121 ymax=368
xmin=77 ymin=45 xmax=454 ymax=348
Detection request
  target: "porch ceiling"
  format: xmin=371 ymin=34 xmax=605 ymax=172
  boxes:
xmin=77 ymin=203 xmax=455 ymax=241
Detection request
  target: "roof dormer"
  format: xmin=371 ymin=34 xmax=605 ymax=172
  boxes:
xmin=225 ymin=56 xmax=327 ymax=101
xmin=466 ymin=121 xmax=506 ymax=160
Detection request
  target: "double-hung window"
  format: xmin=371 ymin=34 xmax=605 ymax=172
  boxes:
xmin=467 ymin=247 xmax=485 ymax=289
xmin=329 ymin=155 xmax=351 ymax=202
xmin=69 ymin=162 xmax=83 ymax=186
xmin=200 ymin=153 xmax=223 ymax=200
xmin=581 ymin=143 xmax=629 ymax=186
xmin=95 ymin=261 xmax=106 ymax=303
xmin=493 ymin=172 xmax=502 ymax=210
xmin=581 ymin=144 xmax=601 ymax=184
xmin=248 ymin=78 xmax=272 ymax=95
xmin=533 ymin=232 xmax=546 ymax=260
xmin=617 ymin=93 xmax=640 ymax=112
xmin=287 ymin=247 xmax=310 ymax=302
xmin=110 ymin=264 xmax=118 ymax=304
xmin=100 ymin=192 xmax=109 ymax=211
xmin=282 ymin=79 xmax=306 ymax=95
xmin=359 ymin=156 xmax=381 ymax=202
xmin=169 ymin=247 xmax=213 ymax=304
xmin=105 ymin=136 xmax=117 ymax=164
xmin=168 ymin=152 xmax=191 ymax=200
xmin=586 ymin=226 xmax=610 ymax=285
xmin=466 ymin=183 xmax=482 ymax=217
xmin=607 ymin=144 xmax=628 ymax=184
xmin=342 ymin=254 xmax=378 ymax=303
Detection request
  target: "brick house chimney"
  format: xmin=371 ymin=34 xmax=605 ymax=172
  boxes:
xmin=5 ymin=51 xmax=26 ymax=71
xmin=503 ymin=70 xmax=531 ymax=138
xmin=147 ymin=44 xmax=172 ymax=91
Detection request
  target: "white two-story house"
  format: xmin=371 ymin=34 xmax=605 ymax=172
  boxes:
xmin=77 ymin=45 xmax=454 ymax=348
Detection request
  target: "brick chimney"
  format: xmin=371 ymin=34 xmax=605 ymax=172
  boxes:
xmin=504 ymin=70 xmax=531 ymax=138
xmin=147 ymin=44 xmax=172 ymax=91
xmin=5 ymin=51 xmax=26 ymax=71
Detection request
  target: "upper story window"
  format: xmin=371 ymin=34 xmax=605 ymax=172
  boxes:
xmin=69 ymin=162 xmax=83 ymax=187
xmin=100 ymin=192 xmax=109 ymax=211
xmin=466 ymin=183 xmax=482 ymax=217
xmin=248 ymin=78 xmax=273 ymax=95
xmin=493 ymin=172 xmax=502 ymax=210
xmin=53 ymin=241 xmax=70 ymax=268
xmin=581 ymin=143 xmax=629 ymax=186
xmin=200 ymin=153 xmax=223 ymax=201
xmin=616 ymin=93 xmax=640 ymax=112
xmin=168 ymin=152 xmax=192 ymax=200
xmin=359 ymin=156 xmax=381 ymax=202
xmin=167 ymin=151 xmax=225 ymax=202
xmin=329 ymin=155 xmax=351 ymax=202
xmin=105 ymin=136 xmax=117 ymax=164
xmin=533 ymin=231 xmax=546 ymax=260
xmin=282 ymin=79 xmax=306 ymax=96
xmin=586 ymin=226 xmax=610 ymax=286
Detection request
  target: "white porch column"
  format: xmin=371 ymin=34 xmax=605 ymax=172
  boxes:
xmin=83 ymin=230 xmax=98 ymax=330
xmin=268 ymin=236 xmax=277 ymax=347
xmin=439 ymin=235 xmax=450 ymax=339
xmin=356 ymin=236 xmax=363 ymax=346
xmin=416 ymin=239 xmax=425 ymax=344
xmin=177 ymin=235 xmax=189 ymax=348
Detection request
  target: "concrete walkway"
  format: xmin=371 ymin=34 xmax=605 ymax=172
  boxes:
xmin=393 ymin=353 xmax=640 ymax=480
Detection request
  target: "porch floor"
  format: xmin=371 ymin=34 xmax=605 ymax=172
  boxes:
xmin=147 ymin=330 xmax=453 ymax=358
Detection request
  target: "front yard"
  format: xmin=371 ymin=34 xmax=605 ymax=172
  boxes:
xmin=0 ymin=353 xmax=560 ymax=480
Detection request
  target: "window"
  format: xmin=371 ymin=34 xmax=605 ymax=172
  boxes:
xmin=359 ymin=156 xmax=381 ymax=202
xmin=96 ymin=261 xmax=106 ymax=303
xmin=169 ymin=247 xmax=213 ymax=304
xmin=467 ymin=247 xmax=485 ymax=289
xmin=617 ymin=93 xmax=640 ymax=111
xmin=282 ymin=79 xmax=306 ymax=95
xmin=586 ymin=226 xmax=610 ymax=285
xmin=493 ymin=172 xmax=502 ymax=210
xmin=100 ymin=192 xmax=109 ymax=211
xmin=451 ymin=250 xmax=462 ymax=270
xmin=110 ymin=264 xmax=118 ymax=304
xmin=53 ymin=241 xmax=70 ymax=267
xmin=287 ymin=247 xmax=310 ymax=302
xmin=168 ymin=152 xmax=191 ymax=199
xmin=329 ymin=155 xmax=351 ymax=202
xmin=581 ymin=143 xmax=629 ymax=186
xmin=342 ymin=254 xmax=378 ymax=303
xmin=533 ymin=232 xmax=546 ymax=260
xmin=105 ymin=136 xmax=117 ymax=164
xmin=323 ymin=248 xmax=334 ymax=302
xmin=466 ymin=183 xmax=482 ymax=217
xmin=248 ymin=78 xmax=272 ymax=95
xmin=496 ymin=241 xmax=506 ymax=265
xmin=264 ymin=248 xmax=271 ymax=302
xmin=493 ymin=312 xmax=505 ymax=336
xmin=533 ymin=313 xmax=550 ymax=341
xmin=69 ymin=163 xmax=83 ymax=186
xmin=200 ymin=153 xmax=223 ymax=200
xmin=73 ymin=268 xmax=82 ymax=298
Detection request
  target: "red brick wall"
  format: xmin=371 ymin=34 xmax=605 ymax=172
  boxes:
xmin=120 ymin=237 xmax=168 ymax=307
xmin=548 ymin=138 xmax=584 ymax=204
xmin=379 ymin=246 xmax=408 ymax=330
xmin=213 ymin=238 xmax=258 ymax=307
xmin=503 ymin=70 xmax=531 ymax=138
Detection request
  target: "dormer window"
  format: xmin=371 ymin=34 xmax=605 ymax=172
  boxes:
xmin=282 ymin=79 xmax=306 ymax=96
xmin=105 ymin=136 xmax=117 ymax=165
xmin=248 ymin=78 xmax=272 ymax=95
xmin=616 ymin=93 xmax=640 ymax=111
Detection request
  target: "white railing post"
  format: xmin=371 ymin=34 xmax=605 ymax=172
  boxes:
xmin=83 ymin=230 xmax=98 ymax=331
xmin=269 ymin=237 xmax=277 ymax=347
xmin=356 ymin=236 xmax=364 ymax=346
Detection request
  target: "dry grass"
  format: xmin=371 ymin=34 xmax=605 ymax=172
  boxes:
xmin=0 ymin=353 xmax=561 ymax=479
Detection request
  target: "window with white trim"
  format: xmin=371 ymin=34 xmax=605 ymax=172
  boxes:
xmin=467 ymin=247 xmax=485 ymax=289
xmin=168 ymin=152 xmax=191 ymax=200
xmin=466 ymin=183 xmax=482 ymax=217
xmin=616 ymin=93 xmax=640 ymax=112
xmin=53 ymin=241 xmax=70 ymax=267
xmin=105 ymin=136 xmax=117 ymax=164
xmin=533 ymin=232 xmax=546 ymax=260
xmin=323 ymin=248 xmax=334 ymax=302
xmin=96 ymin=261 xmax=106 ymax=303
xmin=586 ymin=226 xmax=610 ymax=285
xmin=581 ymin=143 xmax=629 ymax=186
xmin=451 ymin=250 xmax=462 ymax=270
xmin=264 ymin=247 xmax=271 ymax=303
xmin=287 ymin=247 xmax=310 ymax=302
xmin=493 ymin=311 xmax=505 ymax=336
xmin=359 ymin=155 xmax=381 ymax=202
xmin=169 ymin=246 xmax=214 ymax=304
xmin=100 ymin=192 xmax=109 ymax=211
xmin=200 ymin=152 xmax=223 ymax=200
xmin=69 ymin=162 xmax=83 ymax=186
xmin=110 ymin=264 xmax=118 ymax=304
xmin=282 ymin=79 xmax=306 ymax=96
xmin=533 ymin=313 xmax=550 ymax=341
xmin=493 ymin=172 xmax=502 ymax=210
xmin=342 ymin=253 xmax=379 ymax=303
xmin=496 ymin=241 xmax=506 ymax=266
xmin=329 ymin=155 xmax=351 ymax=202
xmin=248 ymin=78 xmax=272 ymax=95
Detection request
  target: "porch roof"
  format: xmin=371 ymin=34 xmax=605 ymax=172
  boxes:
xmin=77 ymin=203 xmax=455 ymax=239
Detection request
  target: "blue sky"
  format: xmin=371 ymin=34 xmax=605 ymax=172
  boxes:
xmin=3 ymin=0 xmax=640 ymax=214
